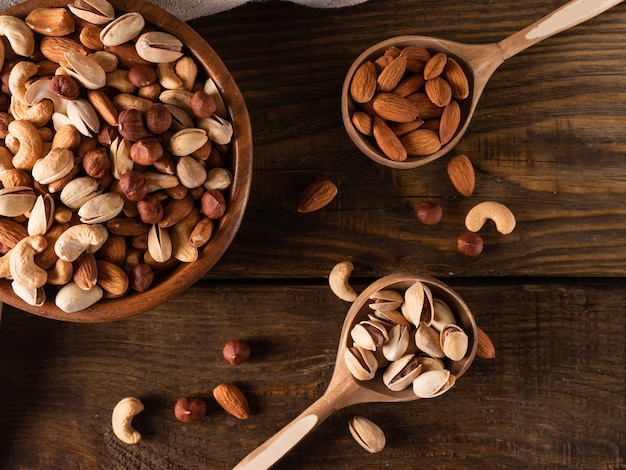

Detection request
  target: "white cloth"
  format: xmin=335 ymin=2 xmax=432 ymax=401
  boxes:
xmin=0 ymin=0 xmax=370 ymax=22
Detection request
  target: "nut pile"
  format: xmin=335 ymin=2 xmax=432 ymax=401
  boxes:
xmin=348 ymin=46 xmax=469 ymax=162
xmin=0 ymin=1 xmax=235 ymax=312
xmin=344 ymin=280 xmax=470 ymax=398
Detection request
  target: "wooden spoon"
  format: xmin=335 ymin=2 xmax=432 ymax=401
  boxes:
xmin=341 ymin=0 xmax=625 ymax=169
xmin=233 ymin=273 xmax=477 ymax=469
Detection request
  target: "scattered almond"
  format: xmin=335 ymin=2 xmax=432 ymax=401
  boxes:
xmin=297 ymin=179 xmax=338 ymax=213
xmin=213 ymin=383 xmax=250 ymax=420
xmin=447 ymin=154 xmax=475 ymax=197
xmin=476 ymin=327 xmax=496 ymax=359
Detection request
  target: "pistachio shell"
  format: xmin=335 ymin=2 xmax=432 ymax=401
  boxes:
xmin=11 ymin=280 xmax=45 ymax=307
xmin=382 ymin=353 xmax=422 ymax=392
xmin=416 ymin=355 xmax=445 ymax=372
xmin=344 ymin=345 xmax=378 ymax=381
xmin=67 ymin=98 xmax=101 ymax=136
xmin=62 ymin=51 xmax=106 ymax=90
xmin=432 ymin=298 xmax=456 ymax=331
xmin=414 ymin=322 xmax=445 ymax=358
xmin=147 ymin=224 xmax=172 ymax=263
xmin=348 ymin=416 xmax=386 ymax=453
xmin=100 ymin=12 xmax=145 ymax=47
xmin=168 ymin=128 xmax=209 ymax=157
xmin=78 ymin=192 xmax=124 ymax=224
xmin=402 ymin=281 xmax=433 ymax=326
xmin=60 ymin=176 xmax=102 ymax=210
xmin=135 ymin=31 xmax=183 ymax=63
xmin=27 ymin=194 xmax=55 ymax=236
xmin=372 ymin=308 xmax=411 ymax=328
xmin=350 ymin=319 xmax=389 ymax=351
xmin=176 ymin=156 xmax=207 ymax=189
xmin=382 ymin=323 xmax=410 ymax=362
xmin=198 ymin=114 xmax=233 ymax=145
xmin=0 ymin=186 xmax=36 ymax=217
xmin=412 ymin=369 xmax=456 ymax=398
xmin=109 ymin=137 xmax=134 ymax=179
xmin=68 ymin=0 xmax=115 ymax=24
xmin=440 ymin=324 xmax=469 ymax=361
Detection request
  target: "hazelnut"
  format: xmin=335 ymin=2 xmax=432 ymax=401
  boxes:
xmin=98 ymin=123 xmax=119 ymax=147
xmin=144 ymin=104 xmax=172 ymax=134
xmin=118 ymin=108 xmax=152 ymax=141
xmin=416 ymin=201 xmax=442 ymax=225
xmin=136 ymin=195 xmax=164 ymax=224
xmin=82 ymin=148 xmax=111 ymax=179
xmin=200 ymin=189 xmax=226 ymax=219
xmin=222 ymin=340 xmax=251 ymax=365
xmin=49 ymin=74 xmax=80 ymax=100
xmin=128 ymin=64 xmax=158 ymax=88
xmin=457 ymin=232 xmax=484 ymax=256
xmin=190 ymin=90 xmax=217 ymax=119
xmin=174 ymin=397 xmax=207 ymax=423
xmin=128 ymin=263 xmax=154 ymax=292
xmin=119 ymin=170 xmax=149 ymax=202
xmin=130 ymin=137 xmax=163 ymax=166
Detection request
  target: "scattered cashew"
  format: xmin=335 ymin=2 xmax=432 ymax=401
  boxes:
xmin=54 ymin=223 xmax=109 ymax=262
xmin=329 ymin=261 xmax=358 ymax=302
xmin=0 ymin=15 xmax=35 ymax=57
xmin=7 ymin=119 xmax=44 ymax=170
xmin=111 ymin=396 xmax=144 ymax=445
xmin=9 ymin=235 xmax=48 ymax=289
xmin=464 ymin=201 xmax=516 ymax=235
xmin=8 ymin=61 xmax=38 ymax=104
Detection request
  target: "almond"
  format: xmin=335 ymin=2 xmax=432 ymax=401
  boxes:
xmin=392 ymin=74 xmax=425 ymax=98
xmin=399 ymin=129 xmax=441 ymax=156
xmin=0 ymin=218 xmax=28 ymax=248
xmin=373 ymin=117 xmax=407 ymax=162
xmin=439 ymin=99 xmax=461 ymax=145
xmin=406 ymin=93 xmax=444 ymax=119
xmin=444 ymin=57 xmax=470 ymax=100
xmin=376 ymin=55 xmax=407 ymax=93
xmin=97 ymin=259 xmax=129 ymax=297
xmin=352 ymin=111 xmax=373 ymax=136
xmin=476 ymin=327 xmax=496 ymax=359
xmin=39 ymin=36 xmax=88 ymax=63
xmin=446 ymin=154 xmax=475 ymax=197
xmin=425 ymin=77 xmax=452 ymax=107
xmin=372 ymin=93 xmax=419 ymax=123
xmin=297 ymin=179 xmax=338 ymax=213
xmin=423 ymin=52 xmax=448 ymax=80
xmin=350 ymin=61 xmax=377 ymax=104
xmin=400 ymin=46 xmax=431 ymax=73
xmin=213 ymin=383 xmax=249 ymax=420
xmin=73 ymin=252 xmax=98 ymax=290
xmin=26 ymin=8 xmax=75 ymax=37
xmin=388 ymin=118 xmax=424 ymax=137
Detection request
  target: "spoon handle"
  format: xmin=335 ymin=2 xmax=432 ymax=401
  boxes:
xmin=232 ymin=394 xmax=336 ymax=470
xmin=498 ymin=0 xmax=624 ymax=60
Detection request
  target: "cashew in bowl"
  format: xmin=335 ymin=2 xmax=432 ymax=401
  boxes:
xmin=464 ymin=201 xmax=516 ymax=235
xmin=112 ymin=396 xmax=144 ymax=445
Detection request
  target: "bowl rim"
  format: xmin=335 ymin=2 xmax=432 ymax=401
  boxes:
xmin=0 ymin=0 xmax=253 ymax=322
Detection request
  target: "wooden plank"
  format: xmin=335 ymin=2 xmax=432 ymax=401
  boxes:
xmin=0 ymin=279 xmax=623 ymax=468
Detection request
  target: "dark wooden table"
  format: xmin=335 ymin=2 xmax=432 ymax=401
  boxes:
xmin=1 ymin=0 xmax=625 ymax=468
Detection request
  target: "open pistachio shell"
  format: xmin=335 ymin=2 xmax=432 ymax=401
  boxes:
xmin=431 ymin=298 xmax=457 ymax=331
xmin=412 ymin=369 xmax=456 ymax=398
xmin=414 ymin=322 xmax=445 ymax=358
xmin=344 ymin=344 xmax=378 ymax=381
xmin=440 ymin=323 xmax=469 ymax=361
xmin=78 ymin=192 xmax=124 ymax=224
xmin=382 ymin=353 xmax=422 ymax=392
xmin=348 ymin=416 xmax=386 ymax=453
xmin=350 ymin=319 xmax=389 ymax=351
xmin=402 ymin=280 xmax=434 ymax=327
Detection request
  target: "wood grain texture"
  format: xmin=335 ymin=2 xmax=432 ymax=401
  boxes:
xmin=187 ymin=0 xmax=626 ymax=279
xmin=0 ymin=279 xmax=623 ymax=469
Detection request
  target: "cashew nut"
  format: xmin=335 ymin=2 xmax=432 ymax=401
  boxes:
xmin=54 ymin=223 xmax=108 ymax=262
xmin=0 ymin=249 xmax=12 ymax=278
xmin=7 ymin=119 xmax=44 ymax=170
xmin=464 ymin=201 xmax=516 ymax=235
xmin=10 ymin=99 xmax=55 ymax=129
xmin=0 ymin=15 xmax=35 ymax=57
xmin=8 ymin=61 xmax=38 ymax=104
xmin=112 ymin=396 xmax=144 ymax=445
xmin=9 ymin=235 xmax=48 ymax=290
xmin=329 ymin=261 xmax=358 ymax=302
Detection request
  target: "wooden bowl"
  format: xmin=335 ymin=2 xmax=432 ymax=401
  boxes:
xmin=0 ymin=0 xmax=253 ymax=322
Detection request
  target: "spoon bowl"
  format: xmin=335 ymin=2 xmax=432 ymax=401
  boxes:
xmin=234 ymin=272 xmax=477 ymax=469
xmin=342 ymin=0 xmax=624 ymax=169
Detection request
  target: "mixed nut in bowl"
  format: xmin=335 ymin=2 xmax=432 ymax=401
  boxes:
xmin=0 ymin=0 xmax=253 ymax=321
xmin=341 ymin=37 xmax=473 ymax=169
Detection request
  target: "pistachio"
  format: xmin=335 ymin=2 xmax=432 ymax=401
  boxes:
xmin=348 ymin=416 xmax=386 ymax=454
xmin=412 ymin=369 xmax=456 ymax=398
xmin=27 ymin=194 xmax=55 ymax=236
xmin=135 ymin=31 xmax=183 ymax=63
xmin=350 ymin=319 xmax=389 ymax=351
xmin=176 ymin=156 xmax=207 ymax=189
xmin=147 ymin=223 xmax=172 ymax=263
xmin=168 ymin=128 xmax=209 ymax=157
xmin=68 ymin=0 xmax=115 ymax=24
xmin=382 ymin=353 xmax=422 ymax=392
xmin=78 ymin=192 xmax=124 ymax=224
xmin=62 ymin=51 xmax=107 ymax=90
xmin=67 ymin=98 xmax=101 ymax=137
xmin=60 ymin=176 xmax=103 ymax=210
xmin=344 ymin=345 xmax=378 ymax=381
xmin=414 ymin=322 xmax=445 ymax=359
xmin=382 ymin=323 xmax=410 ymax=362
xmin=0 ymin=186 xmax=36 ymax=217
xmin=431 ymin=298 xmax=456 ymax=331
xmin=440 ymin=324 xmax=469 ymax=361
xmin=100 ymin=12 xmax=145 ymax=47
xmin=402 ymin=281 xmax=433 ymax=327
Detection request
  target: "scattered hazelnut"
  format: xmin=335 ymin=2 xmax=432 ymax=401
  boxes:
xmin=190 ymin=90 xmax=217 ymax=119
xmin=98 ymin=123 xmax=119 ymax=147
xmin=128 ymin=64 xmax=158 ymax=88
xmin=130 ymin=137 xmax=163 ymax=166
xmin=136 ymin=195 xmax=164 ymax=224
xmin=119 ymin=170 xmax=149 ymax=202
xmin=49 ymin=74 xmax=80 ymax=100
xmin=144 ymin=103 xmax=172 ymax=135
xmin=82 ymin=148 xmax=111 ymax=179
xmin=118 ymin=108 xmax=152 ymax=141
xmin=200 ymin=189 xmax=227 ymax=219
xmin=457 ymin=232 xmax=483 ymax=256
xmin=416 ymin=201 xmax=442 ymax=225
xmin=222 ymin=339 xmax=251 ymax=365
xmin=174 ymin=396 xmax=207 ymax=423
xmin=128 ymin=263 xmax=154 ymax=292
